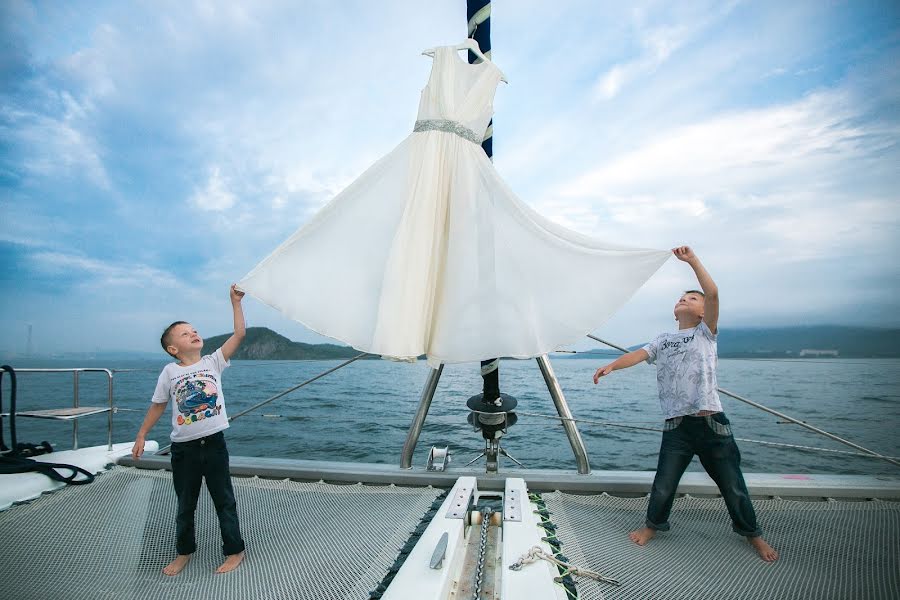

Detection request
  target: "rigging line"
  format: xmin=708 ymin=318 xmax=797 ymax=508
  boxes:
xmin=716 ymin=358 xmax=884 ymax=365
xmin=513 ymin=409 xmax=900 ymax=460
xmin=228 ymin=352 xmax=368 ymax=422
xmin=154 ymin=352 xmax=368 ymax=455
xmin=586 ymin=334 xmax=900 ymax=468
xmin=732 ymin=438 xmax=900 ymax=459
xmin=565 ymin=352 xmax=883 ymax=365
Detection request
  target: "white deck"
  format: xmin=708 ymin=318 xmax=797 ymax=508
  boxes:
xmin=1 ymin=441 xmax=158 ymax=510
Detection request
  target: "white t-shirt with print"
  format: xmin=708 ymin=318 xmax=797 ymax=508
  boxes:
xmin=642 ymin=321 xmax=722 ymax=419
xmin=151 ymin=348 xmax=231 ymax=442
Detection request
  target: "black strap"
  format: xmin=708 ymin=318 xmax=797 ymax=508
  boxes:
xmin=0 ymin=456 xmax=95 ymax=485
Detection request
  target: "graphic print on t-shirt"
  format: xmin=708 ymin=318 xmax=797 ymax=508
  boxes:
xmin=660 ymin=333 xmax=695 ymax=357
xmin=173 ymin=371 xmax=222 ymax=426
xmin=643 ymin=322 xmax=722 ymax=418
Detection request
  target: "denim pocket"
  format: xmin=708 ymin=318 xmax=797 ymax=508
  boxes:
xmin=705 ymin=413 xmax=732 ymax=436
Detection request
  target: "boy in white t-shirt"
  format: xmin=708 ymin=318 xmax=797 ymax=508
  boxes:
xmin=593 ymin=247 xmax=778 ymax=562
xmin=132 ymin=284 xmax=247 ymax=575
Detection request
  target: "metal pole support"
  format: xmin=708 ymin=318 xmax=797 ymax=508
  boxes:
xmin=107 ymin=371 xmax=114 ymax=451
xmin=72 ymin=370 xmax=80 ymax=450
xmin=536 ymin=355 xmax=591 ymax=474
xmin=400 ymin=364 xmax=444 ymax=469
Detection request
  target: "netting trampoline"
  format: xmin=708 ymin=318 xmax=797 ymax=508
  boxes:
xmin=0 ymin=466 xmax=444 ymax=600
xmin=542 ymin=491 xmax=900 ymax=600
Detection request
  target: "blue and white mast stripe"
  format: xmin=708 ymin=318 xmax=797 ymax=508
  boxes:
xmin=467 ymin=0 xmax=501 ymax=391
xmin=467 ymin=0 xmax=495 ymax=159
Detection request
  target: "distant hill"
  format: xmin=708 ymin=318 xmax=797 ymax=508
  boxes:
xmin=204 ymin=327 xmax=363 ymax=360
xmin=209 ymin=325 xmax=898 ymax=360
xmin=716 ymin=325 xmax=898 ymax=358
xmin=8 ymin=324 xmax=897 ymax=362
xmin=207 ymin=324 xmax=898 ymax=361
xmin=570 ymin=325 xmax=900 ymax=359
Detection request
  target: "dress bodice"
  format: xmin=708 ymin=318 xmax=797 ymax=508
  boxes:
xmin=415 ymin=46 xmax=503 ymax=142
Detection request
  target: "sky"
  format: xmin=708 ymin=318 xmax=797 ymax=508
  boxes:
xmin=1 ymin=0 xmax=899 ymax=357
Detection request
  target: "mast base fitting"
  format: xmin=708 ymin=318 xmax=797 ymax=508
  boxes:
xmin=467 ymin=393 xmax=518 ymax=440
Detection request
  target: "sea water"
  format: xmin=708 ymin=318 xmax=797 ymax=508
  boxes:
xmin=5 ymin=358 xmax=899 ymax=476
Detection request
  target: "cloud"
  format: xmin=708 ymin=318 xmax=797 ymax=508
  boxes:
xmin=523 ymin=53 xmax=900 ymax=337
xmin=2 ymin=1 xmax=899 ymax=354
xmin=28 ymin=251 xmax=183 ymax=290
xmin=593 ymin=1 xmax=740 ymax=100
xmin=3 ymin=102 xmax=111 ymax=189
xmin=547 ymin=80 xmax=899 ymax=253
xmin=564 ymin=89 xmax=867 ymax=197
xmin=190 ymin=166 xmax=237 ymax=211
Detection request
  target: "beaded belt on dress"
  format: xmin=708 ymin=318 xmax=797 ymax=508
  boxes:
xmin=413 ymin=119 xmax=482 ymax=144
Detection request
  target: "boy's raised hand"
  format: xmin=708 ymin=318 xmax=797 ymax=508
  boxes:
xmin=222 ymin=283 xmax=247 ymax=362
xmin=230 ymin=283 xmax=245 ymax=304
xmin=672 ymin=246 xmax=696 ymax=262
xmin=593 ymin=363 xmax=614 ymax=384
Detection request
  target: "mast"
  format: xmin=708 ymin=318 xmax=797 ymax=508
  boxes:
xmin=467 ymin=0 xmax=502 ymax=402
xmin=402 ymin=2 xmax=591 ymax=474
xmin=467 ymin=0 xmax=494 ymax=157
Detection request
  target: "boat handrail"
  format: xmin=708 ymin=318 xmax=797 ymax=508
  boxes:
xmin=4 ymin=368 xmax=114 ymax=451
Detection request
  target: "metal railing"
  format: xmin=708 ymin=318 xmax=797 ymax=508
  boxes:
xmin=9 ymin=368 xmax=114 ymax=451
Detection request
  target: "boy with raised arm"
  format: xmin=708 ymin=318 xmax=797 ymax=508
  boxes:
xmin=132 ymin=284 xmax=247 ymax=575
xmin=593 ymin=247 xmax=778 ymax=562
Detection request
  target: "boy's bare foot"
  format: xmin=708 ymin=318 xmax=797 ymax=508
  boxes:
xmin=628 ymin=527 xmax=656 ymax=546
xmin=162 ymin=554 xmax=191 ymax=576
xmin=216 ymin=551 xmax=245 ymax=574
xmin=749 ymin=536 xmax=779 ymax=562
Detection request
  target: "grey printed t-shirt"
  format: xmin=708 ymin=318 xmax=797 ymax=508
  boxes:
xmin=642 ymin=321 xmax=723 ymax=419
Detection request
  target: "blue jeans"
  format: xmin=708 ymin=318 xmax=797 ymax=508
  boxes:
xmin=646 ymin=413 xmax=762 ymax=537
xmin=170 ymin=431 xmax=245 ymax=556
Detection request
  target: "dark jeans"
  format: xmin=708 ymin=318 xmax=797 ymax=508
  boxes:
xmin=646 ymin=413 xmax=762 ymax=537
xmin=170 ymin=431 xmax=245 ymax=556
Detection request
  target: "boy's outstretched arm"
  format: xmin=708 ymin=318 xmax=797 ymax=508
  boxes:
xmin=593 ymin=349 xmax=650 ymax=384
xmin=132 ymin=402 xmax=167 ymax=459
xmin=221 ymin=284 xmax=246 ymax=362
xmin=673 ymin=246 xmax=719 ymax=334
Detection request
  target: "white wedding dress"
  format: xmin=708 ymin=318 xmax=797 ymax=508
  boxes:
xmin=239 ymin=46 xmax=670 ymax=366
